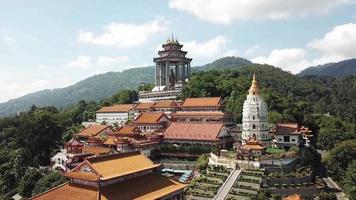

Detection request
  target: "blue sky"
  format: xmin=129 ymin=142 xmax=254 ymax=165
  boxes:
xmin=0 ymin=0 xmax=356 ymax=102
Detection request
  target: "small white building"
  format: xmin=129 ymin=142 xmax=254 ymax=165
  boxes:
xmin=241 ymin=74 xmax=269 ymax=141
xmin=96 ymin=104 xmax=136 ymax=125
xmin=272 ymin=123 xmax=312 ymax=148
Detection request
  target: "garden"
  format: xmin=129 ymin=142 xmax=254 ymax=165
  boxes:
xmin=226 ymin=169 xmax=264 ymax=200
xmin=185 ymin=165 xmax=231 ymax=200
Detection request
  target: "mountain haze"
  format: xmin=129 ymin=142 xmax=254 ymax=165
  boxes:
xmin=298 ymin=58 xmax=356 ymax=77
xmin=0 ymin=57 xmax=251 ymax=117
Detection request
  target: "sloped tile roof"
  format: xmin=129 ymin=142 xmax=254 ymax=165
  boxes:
xmin=97 ymin=104 xmax=135 ymax=113
xmin=134 ymin=112 xmax=166 ymax=124
xmin=152 ymin=100 xmax=176 ymax=108
xmin=77 ymin=124 xmax=109 ymax=138
xmin=135 ymin=102 xmax=156 ymax=110
xmin=182 ymin=97 xmax=221 ymax=107
xmin=163 ymin=122 xmax=224 ymax=141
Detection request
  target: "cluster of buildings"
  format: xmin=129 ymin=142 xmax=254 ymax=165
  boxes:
xmin=41 ymin=38 xmax=315 ymax=199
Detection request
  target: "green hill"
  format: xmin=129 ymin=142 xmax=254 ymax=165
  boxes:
xmin=298 ymin=58 xmax=356 ymax=77
xmin=0 ymin=57 xmax=251 ymax=117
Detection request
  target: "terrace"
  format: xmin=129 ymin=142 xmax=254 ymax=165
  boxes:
xmin=185 ymin=166 xmax=231 ymax=200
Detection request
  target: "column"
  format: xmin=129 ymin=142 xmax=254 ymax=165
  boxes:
xmin=182 ymin=64 xmax=186 ymax=81
xmin=165 ymin=60 xmax=169 ymax=87
xmin=159 ymin=63 xmax=163 ymax=87
xmin=175 ymin=65 xmax=179 ymax=81
xmin=155 ymin=63 xmax=158 ymax=86
xmin=187 ymin=63 xmax=191 ymax=79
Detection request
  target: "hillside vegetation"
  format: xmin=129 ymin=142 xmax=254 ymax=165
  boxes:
xmin=298 ymin=58 xmax=356 ymax=77
xmin=0 ymin=57 xmax=251 ymax=117
xmin=0 ymin=63 xmax=355 ymax=199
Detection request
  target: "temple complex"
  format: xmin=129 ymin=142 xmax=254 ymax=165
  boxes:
xmin=139 ymin=36 xmax=192 ymax=102
xmin=33 ymin=152 xmax=186 ymax=200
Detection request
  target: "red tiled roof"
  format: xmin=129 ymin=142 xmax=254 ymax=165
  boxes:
xmin=64 ymin=136 xmax=83 ymax=147
xmin=152 ymin=100 xmax=176 ymax=108
xmin=82 ymin=146 xmax=112 ymax=156
xmin=283 ymin=194 xmax=302 ymax=200
xmin=31 ymin=183 xmax=98 ymax=200
xmin=173 ymin=111 xmax=226 ymax=116
xmin=163 ymin=122 xmax=224 ymax=141
xmin=77 ymin=124 xmax=109 ymax=138
xmin=275 ymin=123 xmax=298 ymax=134
xmin=31 ymin=173 xmax=186 ymax=200
xmin=182 ymin=97 xmax=221 ymax=107
xmin=97 ymin=104 xmax=135 ymax=113
xmin=135 ymin=102 xmax=156 ymax=110
xmin=116 ymin=126 xmax=141 ymax=135
xmin=241 ymin=139 xmax=266 ymax=151
xmin=135 ymin=112 xmax=166 ymax=124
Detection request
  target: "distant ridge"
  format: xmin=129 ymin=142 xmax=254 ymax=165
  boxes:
xmin=298 ymin=58 xmax=356 ymax=77
xmin=0 ymin=57 xmax=251 ymax=117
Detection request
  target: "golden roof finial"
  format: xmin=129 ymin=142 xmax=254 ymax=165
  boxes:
xmin=249 ymin=73 xmax=259 ymax=95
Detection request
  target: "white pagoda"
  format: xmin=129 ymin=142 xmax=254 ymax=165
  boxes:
xmin=241 ymin=74 xmax=269 ymax=141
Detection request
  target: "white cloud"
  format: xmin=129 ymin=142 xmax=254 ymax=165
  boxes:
xmin=2 ymin=33 xmax=18 ymax=50
xmin=182 ymin=36 xmax=228 ymax=58
xmin=244 ymin=45 xmax=260 ymax=56
xmin=169 ymin=0 xmax=354 ymax=24
xmin=65 ymin=55 xmax=91 ymax=69
xmin=308 ymin=23 xmax=356 ymax=59
xmin=97 ymin=56 xmax=129 ymax=66
xmin=252 ymin=48 xmax=310 ymax=73
xmin=78 ymin=19 xmax=168 ymax=48
xmin=0 ymin=79 xmax=67 ymax=103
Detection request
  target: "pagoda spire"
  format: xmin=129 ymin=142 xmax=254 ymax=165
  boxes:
xmin=248 ymin=73 xmax=259 ymax=95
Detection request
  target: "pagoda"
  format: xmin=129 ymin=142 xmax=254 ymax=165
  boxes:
xmin=241 ymin=74 xmax=269 ymax=141
xmin=139 ymin=35 xmax=192 ymax=102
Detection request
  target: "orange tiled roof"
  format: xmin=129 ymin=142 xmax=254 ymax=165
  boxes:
xmin=182 ymin=97 xmax=221 ymax=107
xmin=283 ymin=194 xmax=302 ymax=200
xmin=116 ymin=126 xmax=141 ymax=135
xmin=32 ymin=173 xmax=186 ymax=200
xmin=173 ymin=111 xmax=226 ymax=116
xmin=97 ymin=104 xmax=135 ymax=113
xmin=77 ymin=124 xmax=109 ymax=138
xmin=31 ymin=183 xmax=98 ymax=200
xmin=274 ymin=123 xmax=311 ymax=135
xmin=164 ymin=122 xmax=224 ymax=141
xmin=135 ymin=102 xmax=156 ymax=110
xmin=135 ymin=112 xmax=166 ymax=124
xmin=86 ymin=152 xmax=160 ymax=180
xmin=82 ymin=146 xmax=112 ymax=156
xmin=64 ymin=171 xmax=99 ymax=181
xmin=152 ymin=100 xmax=176 ymax=108
xmin=101 ymin=173 xmax=185 ymax=200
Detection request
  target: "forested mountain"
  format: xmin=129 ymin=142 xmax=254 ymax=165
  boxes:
xmin=298 ymin=58 xmax=356 ymax=77
xmin=0 ymin=63 xmax=355 ymax=199
xmin=0 ymin=57 xmax=252 ymax=117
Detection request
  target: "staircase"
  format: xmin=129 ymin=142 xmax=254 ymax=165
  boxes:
xmin=214 ymin=169 xmax=241 ymax=200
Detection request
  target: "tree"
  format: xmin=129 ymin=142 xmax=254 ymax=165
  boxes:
xmin=317 ymin=192 xmax=337 ymax=200
xmin=32 ymin=172 xmax=67 ymax=196
xmin=196 ymin=154 xmax=208 ymax=171
xmin=326 ymin=140 xmax=356 ymax=181
xmin=343 ymin=160 xmax=356 ymax=200
xmin=17 ymin=169 xmax=43 ymax=198
xmin=268 ymin=111 xmax=283 ymax=124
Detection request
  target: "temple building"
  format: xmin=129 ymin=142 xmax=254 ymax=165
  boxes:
xmin=181 ymin=97 xmax=223 ymax=111
xmin=134 ymin=112 xmax=169 ymax=133
xmin=32 ymin=152 xmax=186 ymax=200
xmin=163 ymin=122 xmax=232 ymax=148
xmin=95 ymin=104 xmax=136 ymax=125
xmin=77 ymin=124 xmax=113 ymax=141
xmin=271 ymin=123 xmax=313 ymax=148
xmin=241 ymin=74 xmax=269 ymax=141
xmin=139 ymin=36 xmax=192 ymax=102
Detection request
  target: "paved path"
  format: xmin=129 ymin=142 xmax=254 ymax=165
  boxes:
xmin=323 ymin=177 xmax=349 ymax=200
xmin=214 ymin=169 xmax=241 ymax=200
